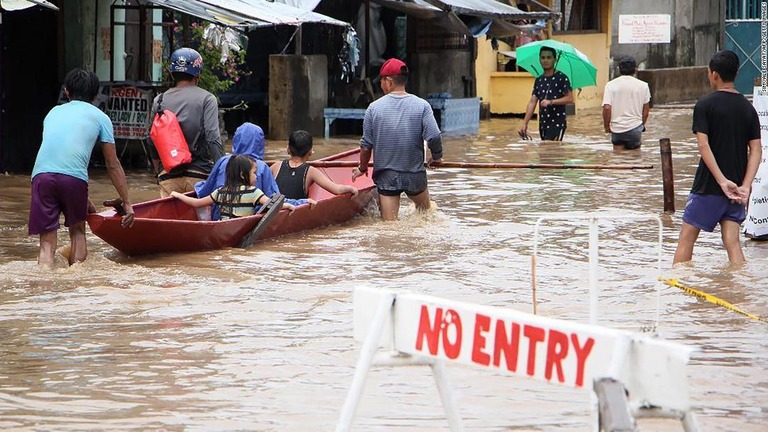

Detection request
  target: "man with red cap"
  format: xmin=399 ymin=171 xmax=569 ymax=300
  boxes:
xmin=352 ymin=58 xmax=443 ymax=220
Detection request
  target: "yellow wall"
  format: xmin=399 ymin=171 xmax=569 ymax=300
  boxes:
xmin=554 ymin=32 xmax=611 ymax=109
xmin=475 ymin=36 xmax=499 ymax=112
xmin=476 ymin=0 xmax=612 ymax=114
xmin=488 ymin=71 xmax=536 ymax=114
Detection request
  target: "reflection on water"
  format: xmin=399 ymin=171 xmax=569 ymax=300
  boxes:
xmin=0 ymin=109 xmax=766 ymax=431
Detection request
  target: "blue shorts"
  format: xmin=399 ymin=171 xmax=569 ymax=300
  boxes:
xmin=373 ymin=169 xmax=427 ymax=196
xmin=29 ymin=173 xmax=89 ymax=235
xmin=682 ymin=193 xmax=746 ymax=232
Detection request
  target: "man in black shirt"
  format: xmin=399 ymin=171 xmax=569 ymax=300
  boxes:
xmin=673 ymin=50 xmax=761 ymax=265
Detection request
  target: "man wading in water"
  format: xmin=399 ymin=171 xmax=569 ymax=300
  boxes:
xmin=519 ymin=46 xmax=574 ymax=141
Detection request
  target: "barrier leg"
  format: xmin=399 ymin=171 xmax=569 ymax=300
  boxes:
xmin=430 ymin=360 xmax=464 ymax=432
xmin=325 ymin=117 xmax=332 ymax=139
xmin=336 ymin=293 xmax=395 ymax=432
xmin=593 ymin=378 xmax=637 ymax=432
xmin=682 ymin=411 xmax=700 ymax=432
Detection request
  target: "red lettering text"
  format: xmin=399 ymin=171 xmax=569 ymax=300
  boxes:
xmin=545 ymin=330 xmax=569 ymax=383
xmin=571 ymin=334 xmax=595 ymax=387
xmin=523 ymin=325 xmax=546 ymax=377
xmin=493 ymin=320 xmax=520 ymax=372
xmin=471 ymin=313 xmax=491 ymax=365
xmin=442 ymin=309 xmax=462 ymax=359
xmin=415 ymin=305 xmax=442 ymax=355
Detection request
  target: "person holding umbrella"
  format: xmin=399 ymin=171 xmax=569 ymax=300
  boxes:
xmin=518 ymin=46 xmax=574 ymax=141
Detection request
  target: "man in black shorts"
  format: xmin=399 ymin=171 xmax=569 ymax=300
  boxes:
xmin=352 ymin=58 xmax=443 ymax=220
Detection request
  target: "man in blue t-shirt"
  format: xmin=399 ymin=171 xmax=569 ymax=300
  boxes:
xmin=352 ymin=58 xmax=443 ymax=221
xmin=29 ymin=69 xmax=135 ymax=268
xmin=519 ymin=46 xmax=573 ymax=141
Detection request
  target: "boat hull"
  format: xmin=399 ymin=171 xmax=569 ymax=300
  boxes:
xmin=87 ymin=149 xmax=376 ymax=256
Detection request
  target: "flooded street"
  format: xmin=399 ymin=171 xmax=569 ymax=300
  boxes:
xmin=0 ymin=107 xmax=766 ymax=431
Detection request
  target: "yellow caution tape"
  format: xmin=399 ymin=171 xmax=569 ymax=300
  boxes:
xmin=661 ymin=279 xmax=768 ymax=324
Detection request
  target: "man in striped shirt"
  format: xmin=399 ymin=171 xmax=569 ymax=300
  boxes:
xmin=352 ymin=58 xmax=443 ymax=221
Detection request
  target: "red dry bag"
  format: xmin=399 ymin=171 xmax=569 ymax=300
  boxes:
xmin=150 ymin=93 xmax=191 ymax=172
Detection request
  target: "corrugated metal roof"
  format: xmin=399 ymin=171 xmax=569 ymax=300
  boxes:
xmin=370 ymin=0 xmax=557 ymax=37
xmin=439 ymin=0 xmax=553 ymax=20
xmin=147 ymin=0 xmax=348 ymax=29
xmin=1 ymin=0 xmax=58 ymax=11
xmin=371 ymin=0 xmax=555 ymax=21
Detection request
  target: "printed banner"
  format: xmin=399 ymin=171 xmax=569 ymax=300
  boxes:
xmin=744 ymin=87 xmax=768 ymax=237
xmin=618 ymin=14 xmax=671 ymax=44
xmin=105 ymin=86 xmax=153 ymax=140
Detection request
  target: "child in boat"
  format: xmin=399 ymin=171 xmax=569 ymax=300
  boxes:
xmin=194 ymin=122 xmax=280 ymax=220
xmin=172 ymin=154 xmax=294 ymax=219
xmin=270 ymin=130 xmax=359 ymax=205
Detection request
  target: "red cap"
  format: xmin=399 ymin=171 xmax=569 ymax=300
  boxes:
xmin=378 ymin=58 xmax=408 ymax=78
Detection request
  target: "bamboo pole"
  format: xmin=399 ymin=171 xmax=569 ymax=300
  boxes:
xmin=263 ymin=160 xmax=654 ymax=170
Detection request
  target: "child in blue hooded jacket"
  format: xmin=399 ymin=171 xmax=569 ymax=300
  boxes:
xmin=194 ymin=122 xmax=280 ymax=220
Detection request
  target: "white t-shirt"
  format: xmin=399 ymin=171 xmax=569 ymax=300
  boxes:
xmin=602 ymin=75 xmax=651 ymax=133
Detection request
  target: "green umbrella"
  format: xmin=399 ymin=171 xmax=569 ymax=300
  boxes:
xmin=515 ymin=39 xmax=597 ymax=89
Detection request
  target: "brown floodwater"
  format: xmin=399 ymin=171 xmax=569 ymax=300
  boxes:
xmin=0 ymin=107 xmax=766 ymax=431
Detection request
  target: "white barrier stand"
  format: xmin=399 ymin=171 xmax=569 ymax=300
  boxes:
xmin=337 ymin=286 xmax=697 ymax=431
xmin=533 ymin=213 xmax=664 ymax=329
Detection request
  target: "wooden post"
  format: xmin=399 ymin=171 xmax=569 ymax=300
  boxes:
xmin=660 ymin=138 xmax=675 ymax=213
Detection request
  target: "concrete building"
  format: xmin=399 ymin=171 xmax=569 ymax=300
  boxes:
xmin=475 ymin=0 xmax=613 ymax=115
xmin=609 ymin=0 xmax=722 ymax=73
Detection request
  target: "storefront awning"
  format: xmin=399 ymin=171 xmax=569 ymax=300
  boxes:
xmin=146 ymin=0 xmax=349 ymax=29
xmin=370 ymin=0 xmax=558 ymax=37
xmin=372 ymin=0 xmax=555 ymax=21
xmin=369 ymin=0 xmax=443 ymax=20
xmin=1 ymin=0 xmax=58 ymax=11
xmin=439 ymin=0 xmax=554 ymax=21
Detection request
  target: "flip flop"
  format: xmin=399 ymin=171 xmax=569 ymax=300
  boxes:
xmin=238 ymin=194 xmax=285 ymax=248
xmin=518 ymin=130 xmax=533 ymax=141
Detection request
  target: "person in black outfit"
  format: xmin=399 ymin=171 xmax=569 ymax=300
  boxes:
xmin=519 ymin=46 xmax=574 ymax=141
xmin=270 ymin=130 xmax=358 ymax=205
xmin=673 ymin=50 xmax=761 ymax=265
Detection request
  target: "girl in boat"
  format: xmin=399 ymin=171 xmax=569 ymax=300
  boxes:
xmin=270 ymin=130 xmax=358 ymax=205
xmin=172 ymin=154 xmax=293 ymax=219
xmin=194 ymin=122 xmax=280 ymax=220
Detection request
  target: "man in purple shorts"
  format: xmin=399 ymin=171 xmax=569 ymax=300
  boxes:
xmin=352 ymin=58 xmax=443 ymax=220
xmin=673 ymin=51 xmax=761 ymax=265
xmin=29 ymin=68 xmax=134 ymax=268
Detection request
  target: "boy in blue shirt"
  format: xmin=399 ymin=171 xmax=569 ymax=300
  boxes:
xmin=29 ymin=69 xmax=134 ymax=268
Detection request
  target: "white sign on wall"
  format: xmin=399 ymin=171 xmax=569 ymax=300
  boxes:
xmin=618 ymin=14 xmax=671 ymax=44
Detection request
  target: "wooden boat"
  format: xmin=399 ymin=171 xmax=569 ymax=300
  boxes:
xmin=87 ymin=148 xmax=376 ymax=256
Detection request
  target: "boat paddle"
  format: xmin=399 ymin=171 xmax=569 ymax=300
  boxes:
xmin=238 ymin=194 xmax=285 ymax=249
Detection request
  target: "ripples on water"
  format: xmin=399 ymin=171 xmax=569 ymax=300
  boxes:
xmin=0 ymin=110 xmax=766 ymax=431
